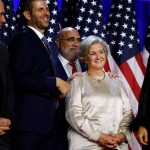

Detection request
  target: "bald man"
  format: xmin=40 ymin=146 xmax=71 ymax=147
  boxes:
xmin=54 ymin=27 xmax=85 ymax=149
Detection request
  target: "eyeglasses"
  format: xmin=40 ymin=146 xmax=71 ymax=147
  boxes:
xmin=59 ymin=37 xmax=81 ymax=43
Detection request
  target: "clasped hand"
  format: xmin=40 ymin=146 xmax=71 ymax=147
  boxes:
xmin=0 ymin=118 xmax=11 ymax=135
xmin=97 ymin=133 xmax=125 ymax=149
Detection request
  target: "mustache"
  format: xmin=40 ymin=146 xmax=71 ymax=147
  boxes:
xmin=70 ymin=47 xmax=77 ymax=51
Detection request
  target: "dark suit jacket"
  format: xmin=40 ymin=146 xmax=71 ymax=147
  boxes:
xmin=8 ymin=27 xmax=58 ymax=134
xmin=54 ymin=56 xmax=86 ymax=133
xmin=0 ymin=41 xmax=14 ymax=120
xmin=130 ymin=56 xmax=150 ymax=148
xmin=55 ymin=56 xmax=86 ymax=81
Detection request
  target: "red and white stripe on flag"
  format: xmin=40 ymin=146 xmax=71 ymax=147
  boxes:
xmin=104 ymin=51 xmax=145 ymax=150
xmin=104 ymin=0 xmax=147 ymax=149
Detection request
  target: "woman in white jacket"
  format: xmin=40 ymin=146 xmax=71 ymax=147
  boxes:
xmin=65 ymin=35 xmax=132 ymax=150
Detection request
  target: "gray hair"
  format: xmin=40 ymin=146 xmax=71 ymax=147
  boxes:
xmin=78 ymin=35 xmax=109 ymax=62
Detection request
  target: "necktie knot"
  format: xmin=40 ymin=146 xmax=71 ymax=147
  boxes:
xmin=42 ymin=36 xmax=51 ymax=52
xmin=42 ymin=36 xmax=49 ymax=45
xmin=68 ymin=61 xmax=77 ymax=74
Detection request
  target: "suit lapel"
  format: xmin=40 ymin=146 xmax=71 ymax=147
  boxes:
xmin=27 ymin=28 xmax=56 ymax=75
xmin=79 ymin=61 xmax=86 ymax=72
xmin=55 ymin=57 xmax=68 ymax=81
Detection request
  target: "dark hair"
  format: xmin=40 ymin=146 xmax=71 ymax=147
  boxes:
xmin=20 ymin=0 xmax=35 ymax=13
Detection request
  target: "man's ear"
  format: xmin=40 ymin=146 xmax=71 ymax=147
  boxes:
xmin=23 ymin=11 xmax=31 ymax=20
xmin=55 ymin=39 xmax=60 ymax=48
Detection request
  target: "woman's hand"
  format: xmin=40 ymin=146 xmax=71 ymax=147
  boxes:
xmin=97 ymin=133 xmax=118 ymax=149
xmin=110 ymin=133 xmax=126 ymax=145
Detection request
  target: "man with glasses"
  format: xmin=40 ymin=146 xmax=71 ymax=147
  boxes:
xmin=55 ymin=27 xmax=85 ymax=80
xmin=55 ymin=27 xmax=85 ymax=150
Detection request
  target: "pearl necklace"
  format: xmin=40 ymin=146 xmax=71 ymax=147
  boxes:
xmin=87 ymin=71 xmax=105 ymax=83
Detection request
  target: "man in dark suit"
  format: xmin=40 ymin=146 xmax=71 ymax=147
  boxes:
xmin=55 ymin=27 xmax=86 ymax=81
xmin=130 ymin=56 xmax=150 ymax=150
xmin=0 ymin=0 xmax=14 ymax=149
xmin=8 ymin=0 xmax=69 ymax=150
xmin=54 ymin=27 xmax=86 ymax=150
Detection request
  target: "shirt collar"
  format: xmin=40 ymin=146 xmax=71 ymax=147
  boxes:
xmin=58 ymin=53 xmax=79 ymax=66
xmin=28 ymin=26 xmax=44 ymax=40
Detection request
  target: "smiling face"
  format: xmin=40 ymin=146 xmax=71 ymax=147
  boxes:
xmin=56 ymin=28 xmax=81 ymax=62
xmin=86 ymin=43 xmax=106 ymax=71
xmin=23 ymin=0 xmax=50 ymax=33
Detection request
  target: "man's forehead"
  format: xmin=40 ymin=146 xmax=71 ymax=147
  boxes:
xmin=64 ymin=30 xmax=80 ymax=37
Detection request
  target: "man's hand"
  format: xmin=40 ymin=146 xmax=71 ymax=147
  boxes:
xmin=108 ymin=71 xmax=118 ymax=78
xmin=67 ymin=72 xmax=82 ymax=83
xmin=138 ymin=126 xmax=148 ymax=145
xmin=56 ymin=77 xmax=70 ymax=98
xmin=0 ymin=118 xmax=11 ymax=135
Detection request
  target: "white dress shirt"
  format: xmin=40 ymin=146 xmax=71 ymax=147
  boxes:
xmin=58 ymin=53 xmax=82 ymax=77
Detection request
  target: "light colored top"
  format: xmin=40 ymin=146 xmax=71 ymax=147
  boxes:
xmin=66 ymin=71 xmax=132 ymax=150
xmin=58 ymin=54 xmax=82 ymax=77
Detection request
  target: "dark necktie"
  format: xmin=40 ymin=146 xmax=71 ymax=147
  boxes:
xmin=68 ymin=61 xmax=77 ymax=74
xmin=42 ymin=36 xmax=56 ymax=75
xmin=42 ymin=36 xmax=51 ymax=53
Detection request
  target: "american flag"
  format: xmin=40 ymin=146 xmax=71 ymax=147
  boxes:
xmin=74 ymin=0 xmax=107 ymax=41
xmin=15 ymin=4 xmax=26 ymax=32
xmin=60 ymin=0 xmax=107 ymax=40
xmin=142 ymin=20 xmax=150 ymax=67
xmin=0 ymin=0 xmax=17 ymax=45
xmin=59 ymin=0 xmax=79 ymax=28
xmin=106 ymin=0 xmax=146 ymax=149
xmin=44 ymin=0 xmax=60 ymax=57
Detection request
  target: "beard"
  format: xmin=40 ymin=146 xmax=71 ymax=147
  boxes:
xmin=60 ymin=47 xmax=78 ymax=62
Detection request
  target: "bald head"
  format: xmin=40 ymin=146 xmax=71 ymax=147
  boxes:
xmin=0 ymin=0 xmax=6 ymax=28
xmin=56 ymin=27 xmax=81 ymax=61
xmin=57 ymin=27 xmax=79 ymax=39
